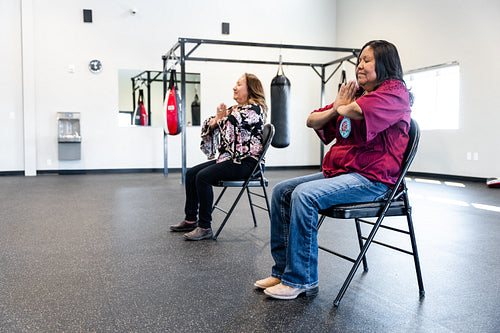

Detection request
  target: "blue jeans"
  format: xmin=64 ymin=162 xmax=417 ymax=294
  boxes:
xmin=270 ymin=172 xmax=389 ymax=289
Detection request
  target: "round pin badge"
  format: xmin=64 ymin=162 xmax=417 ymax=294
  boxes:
xmin=339 ymin=117 xmax=351 ymax=138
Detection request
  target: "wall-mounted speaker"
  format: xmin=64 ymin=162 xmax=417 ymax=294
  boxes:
xmin=222 ymin=22 xmax=230 ymax=35
xmin=83 ymin=9 xmax=92 ymax=23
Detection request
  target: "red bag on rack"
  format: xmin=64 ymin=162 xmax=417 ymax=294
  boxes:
xmin=165 ymin=70 xmax=182 ymax=135
xmin=140 ymin=102 xmax=148 ymax=126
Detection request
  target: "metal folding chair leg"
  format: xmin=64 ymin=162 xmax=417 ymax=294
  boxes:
xmin=212 ymin=186 xmax=249 ymax=240
xmin=210 ymin=123 xmax=275 ymax=240
xmin=246 ymin=188 xmax=258 ymax=227
xmin=333 ymin=214 xmax=386 ymax=306
xmin=262 ymin=183 xmax=271 ymax=220
xmin=213 ymin=187 xmax=228 ymax=209
xmin=406 ymin=212 xmax=425 ymax=297
xmin=355 ymin=219 xmax=369 ymax=272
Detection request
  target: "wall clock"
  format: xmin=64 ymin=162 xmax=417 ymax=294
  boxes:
xmin=89 ymin=59 xmax=103 ymax=73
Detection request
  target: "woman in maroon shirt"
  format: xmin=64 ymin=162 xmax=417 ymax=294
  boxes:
xmin=256 ymin=40 xmax=413 ymax=300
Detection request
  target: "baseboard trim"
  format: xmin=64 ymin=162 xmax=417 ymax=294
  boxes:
xmin=37 ymin=168 xmax=168 ymax=175
xmin=406 ymin=171 xmax=487 ymax=183
xmin=0 ymin=170 xmax=24 ymax=176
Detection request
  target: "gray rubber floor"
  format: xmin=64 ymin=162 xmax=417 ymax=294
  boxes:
xmin=0 ymin=169 xmax=499 ymax=332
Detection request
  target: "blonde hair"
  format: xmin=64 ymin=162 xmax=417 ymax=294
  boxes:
xmin=244 ymin=73 xmax=268 ymax=120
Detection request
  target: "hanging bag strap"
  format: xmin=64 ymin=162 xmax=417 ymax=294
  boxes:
xmin=138 ymin=89 xmax=144 ymax=104
xmin=276 ymin=55 xmax=286 ymax=76
xmin=168 ymin=69 xmax=177 ymax=90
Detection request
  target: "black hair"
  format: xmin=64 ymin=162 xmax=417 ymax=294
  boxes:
xmin=356 ymin=40 xmax=413 ymax=104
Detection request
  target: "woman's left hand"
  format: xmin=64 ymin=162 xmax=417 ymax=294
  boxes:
xmin=216 ymin=103 xmax=228 ymax=121
xmin=209 ymin=103 xmax=228 ymax=130
xmin=335 ymin=80 xmax=357 ymax=108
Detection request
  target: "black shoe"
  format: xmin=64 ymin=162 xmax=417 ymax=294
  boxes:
xmin=183 ymin=227 xmax=213 ymax=241
xmin=170 ymin=220 xmax=197 ymax=232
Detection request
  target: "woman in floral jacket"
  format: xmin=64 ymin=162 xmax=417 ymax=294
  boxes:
xmin=170 ymin=73 xmax=267 ymax=241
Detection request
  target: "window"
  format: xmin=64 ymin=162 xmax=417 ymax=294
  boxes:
xmin=404 ymin=62 xmax=460 ymax=130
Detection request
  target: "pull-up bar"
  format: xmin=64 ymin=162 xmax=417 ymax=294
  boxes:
xmin=162 ymin=37 xmax=361 ymax=183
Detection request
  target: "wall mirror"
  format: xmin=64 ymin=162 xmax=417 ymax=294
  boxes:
xmin=118 ymin=69 xmax=201 ymax=127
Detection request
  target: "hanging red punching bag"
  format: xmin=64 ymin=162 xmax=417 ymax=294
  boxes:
xmin=164 ymin=69 xmax=182 ymax=135
xmin=140 ymin=101 xmax=148 ymax=126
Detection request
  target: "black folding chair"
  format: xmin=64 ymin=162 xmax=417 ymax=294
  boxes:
xmin=212 ymin=123 xmax=275 ymax=240
xmin=317 ymin=118 xmax=424 ymax=307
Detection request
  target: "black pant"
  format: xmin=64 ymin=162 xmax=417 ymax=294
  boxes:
xmin=184 ymin=158 xmax=257 ymax=228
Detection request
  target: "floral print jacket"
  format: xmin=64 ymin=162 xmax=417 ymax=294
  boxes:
xmin=200 ymin=103 xmax=265 ymax=164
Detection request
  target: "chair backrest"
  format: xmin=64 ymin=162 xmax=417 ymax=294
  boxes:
xmin=390 ymin=118 xmax=420 ymax=200
xmin=250 ymin=123 xmax=275 ymax=178
xmin=401 ymin=119 xmax=420 ymax=180
xmin=261 ymin=123 xmax=275 ymax=159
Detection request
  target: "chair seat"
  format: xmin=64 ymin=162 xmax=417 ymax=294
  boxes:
xmin=319 ymin=200 xmax=407 ymax=219
xmin=216 ymin=177 xmax=269 ymax=187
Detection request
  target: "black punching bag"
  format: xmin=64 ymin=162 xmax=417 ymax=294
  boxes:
xmin=270 ymin=63 xmax=291 ymax=148
xmin=191 ymin=93 xmax=200 ymax=126
xmin=338 ymin=69 xmax=347 ymax=91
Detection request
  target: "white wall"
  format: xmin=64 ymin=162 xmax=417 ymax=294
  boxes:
xmin=336 ymin=0 xmax=500 ymax=178
xmin=0 ymin=0 xmax=24 ymax=172
xmin=2 ymin=0 xmax=340 ymax=174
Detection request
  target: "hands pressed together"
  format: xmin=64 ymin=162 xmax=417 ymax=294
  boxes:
xmin=334 ymin=80 xmax=364 ymax=120
xmin=335 ymin=80 xmax=358 ymax=109
xmin=210 ymin=103 xmax=229 ymax=130
xmin=216 ymin=103 xmax=228 ymax=120
xmin=306 ymin=80 xmax=362 ymax=130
